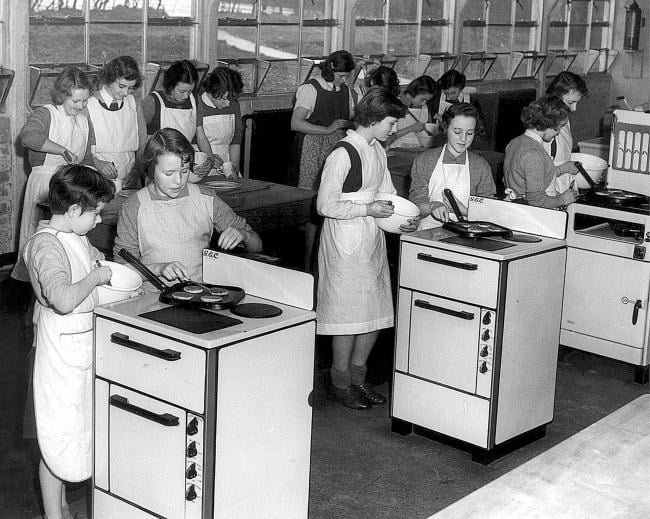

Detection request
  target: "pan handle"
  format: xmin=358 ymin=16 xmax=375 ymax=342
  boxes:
xmin=443 ymin=188 xmax=465 ymax=222
xmin=574 ymin=162 xmax=596 ymax=190
xmin=118 ymin=248 xmax=167 ymax=292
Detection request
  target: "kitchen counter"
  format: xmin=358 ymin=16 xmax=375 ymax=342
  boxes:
xmin=430 ymin=394 xmax=650 ymax=518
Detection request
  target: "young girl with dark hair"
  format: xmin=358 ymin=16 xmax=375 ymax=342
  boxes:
xmin=355 ymin=65 xmax=400 ymax=99
xmin=198 ymin=67 xmax=245 ymax=177
xmin=389 ymin=75 xmax=438 ymax=148
xmin=317 ymin=87 xmax=417 ymax=410
xmin=114 ymin=128 xmax=261 ymax=283
xmin=86 ymin=55 xmax=147 ymax=192
xmin=24 ymin=165 xmax=114 ymax=519
xmin=142 ymin=60 xmax=215 ymax=180
xmin=409 ymin=102 xmax=496 ymax=228
xmin=504 ymin=95 xmax=578 ymax=208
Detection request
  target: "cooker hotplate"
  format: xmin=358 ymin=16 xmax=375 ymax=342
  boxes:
xmin=576 ymin=189 xmax=649 ymax=216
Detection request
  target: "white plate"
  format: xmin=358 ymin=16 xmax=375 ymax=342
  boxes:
xmin=203 ymin=180 xmax=240 ymax=190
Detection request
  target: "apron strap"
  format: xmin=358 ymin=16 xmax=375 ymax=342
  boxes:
xmin=332 ymin=141 xmax=363 ymax=193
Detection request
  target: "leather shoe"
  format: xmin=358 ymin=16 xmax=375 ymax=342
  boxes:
xmin=352 ymin=382 xmax=387 ymax=405
xmin=329 ymin=385 xmax=371 ymax=410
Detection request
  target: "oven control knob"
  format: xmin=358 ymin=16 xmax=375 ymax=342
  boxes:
xmin=186 ymin=463 xmax=197 ymax=479
xmin=633 ymin=246 xmax=646 ymax=260
xmin=480 ymin=346 xmax=489 ymax=358
xmin=187 ymin=417 xmax=199 ymax=436
xmin=481 ymin=329 xmax=491 ymax=341
xmin=482 ymin=312 xmax=492 ymax=325
xmin=479 ymin=361 xmax=488 ymax=374
xmin=186 ymin=485 xmax=197 ymax=501
xmin=187 ymin=441 xmax=198 ymax=458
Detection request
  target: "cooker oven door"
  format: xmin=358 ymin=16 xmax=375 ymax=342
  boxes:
xmin=100 ymin=383 xmax=188 ymax=518
xmin=407 ymin=291 xmax=482 ymax=393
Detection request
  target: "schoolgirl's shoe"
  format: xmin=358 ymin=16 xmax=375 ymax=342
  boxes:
xmin=329 ymin=385 xmax=371 ymax=410
xmin=352 ymin=382 xmax=387 ymax=405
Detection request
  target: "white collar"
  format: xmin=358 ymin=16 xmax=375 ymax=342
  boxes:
xmin=99 ymin=87 xmax=120 ymax=107
xmin=346 ymin=129 xmax=377 ymax=148
xmin=524 ymin=129 xmax=544 ymax=145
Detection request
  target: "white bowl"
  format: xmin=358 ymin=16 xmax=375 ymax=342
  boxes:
xmin=374 ymin=193 xmax=420 ymax=234
xmin=194 ymin=151 xmax=209 ymax=166
xmin=570 ymin=152 xmax=608 ymax=189
xmin=96 ymin=260 xmax=142 ymax=305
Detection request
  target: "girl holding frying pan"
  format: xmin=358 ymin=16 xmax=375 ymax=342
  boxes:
xmin=113 ymin=128 xmax=262 ymax=284
xmin=409 ymin=103 xmax=496 ymax=229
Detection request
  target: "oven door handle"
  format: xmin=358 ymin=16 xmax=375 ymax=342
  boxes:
xmin=416 ymin=253 xmax=478 ymax=271
xmin=110 ymin=395 xmax=180 ymax=427
xmin=632 ymin=299 xmax=642 ymax=325
xmin=414 ymin=299 xmax=475 ymax=320
xmin=110 ymin=332 xmax=181 ymax=361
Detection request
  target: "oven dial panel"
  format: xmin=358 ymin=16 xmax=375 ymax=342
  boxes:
xmin=185 ymin=413 xmax=204 ymax=519
xmin=476 ymin=309 xmax=495 ymax=398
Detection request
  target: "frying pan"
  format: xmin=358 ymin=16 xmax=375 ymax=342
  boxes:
xmin=442 ymin=189 xmax=513 ymax=239
xmin=575 ymin=162 xmax=646 ymax=206
xmin=118 ymin=249 xmax=245 ymax=310
xmin=442 ymin=189 xmax=542 ymax=243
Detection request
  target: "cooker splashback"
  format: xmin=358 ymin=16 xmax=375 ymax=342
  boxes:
xmin=607 ymin=110 xmax=650 ymax=195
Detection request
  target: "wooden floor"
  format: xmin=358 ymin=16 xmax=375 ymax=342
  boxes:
xmin=431 ymin=394 xmax=650 ymax=519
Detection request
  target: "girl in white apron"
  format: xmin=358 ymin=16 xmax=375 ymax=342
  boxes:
xmin=12 ymin=67 xmax=92 ymax=283
xmin=409 ymin=103 xmax=496 ymax=229
xmin=504 ymin=95 xmax=578 ymax=208
xmin=389 ymin=75 xmax=437 ymax=149
xmin=113 ymin=128 xmax=262 ymax=285
xmin=87 ymin=56 xmax=146 ymax=193
xmin=317 ymin=87 xmax=417 ymax=411
xmin=24 ymin=165 xmax=114 ymax=519
xmin=198 ymin=67 xmax=245 ymax=177
xmin=542 ymin=71 xmax=589 ymax=193
xmin=142 ymin=60 xmax=215 ymax=181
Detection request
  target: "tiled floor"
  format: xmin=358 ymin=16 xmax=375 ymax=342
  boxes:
xmin=1 ymin=270 xmax=648 ymax=519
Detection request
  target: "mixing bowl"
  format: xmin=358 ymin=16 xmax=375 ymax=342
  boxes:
xmin=374 ymin=193 xmax=420 ymax=234
xmin=570 ymin=152 xmax=608 ymax=189
xmin=96 ymin=260 xmax=142 ymax=305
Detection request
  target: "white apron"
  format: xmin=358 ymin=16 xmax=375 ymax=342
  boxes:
xmin=30 ymin=228 xmax=97 ymax=482
xmin=13 ymin=105 xmax=89 ymax=282
xmin=543 ymin=121 xmax=575 ymax=195
xmin=317 ymin=191 xmax=394 ymax=335
xmin=154 ymin=91 xmax=197 ymax=143
xmin=437 ymin=91 xmax=471 ymax=117
xmin=418 ymin=145 xmax=471 ymax=230
xmin=87 ymin=95 xmax=139 ymax=191
xmin=391 ymin=105 xmax=430 ymax=149
xmin=137 ymin=184 xmax=214 ymax=282
xmin=201 ymin=93 xmax=235 ymax=162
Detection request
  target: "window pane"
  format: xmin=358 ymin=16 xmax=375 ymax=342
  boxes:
xmin=147 ymin=26 xmax=192 ymax=62
xmin=549 ymin=2 xmax=567 ymax=23
xmin=570 ymin=2 xmax=589 ymax=24
xmin=356 ymin=0 xmax=385 ymax=19
xmin=487 ymin=27 xmax=511 ymax=53
xmin=592 ymin=1 xmax=609 ymax=23
xmin=149 ymin=0 xmax=194 ymax=18
xmin=590 ymin=26 xmax=606 ymax=49
xmin=389 ymin=0 xmax=417 ymax=22
xmin=462 ymin=27 xmax=484 ymax=52
xmin=394 ymin=56 xmax=417 ymax=81
xmin=387 ymin=25 xmax=417 ymax=55
xmin=486 ymin=54 xmax=509 ymax=79
xmin=301 ymin=27 xmax=332 ymax=58
xmin=547 ymin=26 xmax=566 ymax=49
xmin=89 ymin=25 xmax=142 ymax=64
xmin=354 ymin=27 xmax=384 ymax=55
xmin=422 ymin=0 xmax=444 ymax=20
xmin=217 ymin=27 xmax=257 ymax=59
xmin=261 ymin=0 xmax=299 ymax=23
xmin=303 ymin=0 xmax=335 ymax=20
xmin=30 ymin=25 xmax=85 ymax=63
xmin=514 ymin=27 xmax=534 ymax=50
xmin=420 ymin=27 xmax=445 ymax=54
xmin=217 ymin=0 xmax=258 ymax=20
xmin=259 ymin=60 xmax=298 ymax=93
xmin=488 ymin=0 xmax=512 ymax=24
xmin=259 ymin=25 xmax=298 ymax=60
xmin=460 ymin=0 xmax=485 ymax=21
xmin=515 ymin=0 xmax=534 ymax=20
xmin=89 ymin=1 xmax=140 ymax=21
xmin=569 ymin=25 xmax=587 ymax=49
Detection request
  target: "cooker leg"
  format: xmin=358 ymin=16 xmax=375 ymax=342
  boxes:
xmin=391 ymin=417 xmax=413 ymax=436
xmin=633 ymin=365 xmax=649 ymax=385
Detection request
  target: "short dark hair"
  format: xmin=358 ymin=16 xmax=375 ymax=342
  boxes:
xmin=364 ymin=66 xmax=400 ymax=96
xmin=203 ymin=67 xmax=244 ymax=99
xmin=440 ymin=102 xmax=479 ymax=132
xmin=163 ymin=60 xmax=198 ymax=94
xmin=439 ymin=69 xmax=466 ymax=91
xmin=405 ymin=75 xmax=437 ymax=97
xmin=320 ymin=50 xmax=355 ymax=82
xmin=521 ymin=95 xmax=570 ymax=131
xmin=143 ymin=127 xmax=194 ymax=181
xmin=545 ymin=71 xmax=588 ymax=97
xmin=48 ymin=164 xmax=114 ymax=214
xmin=353 ymin=86 xmax=407 ymax=127
xmin=51 ymin=67 xmax=92 ymax=105
xmin=97 ymin=55 xmax=142 ymax=89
